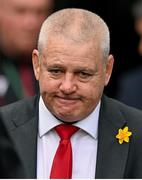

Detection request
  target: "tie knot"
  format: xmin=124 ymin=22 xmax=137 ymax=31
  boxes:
xmin=55 ymin=124 xmax=79 ymax=140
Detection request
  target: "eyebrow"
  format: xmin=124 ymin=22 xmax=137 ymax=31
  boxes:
xmin=47 ymin=64 xmax=96 ymax=73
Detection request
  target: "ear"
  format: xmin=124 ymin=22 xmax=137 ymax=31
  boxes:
xmin=104 ymin=54 xmax=114 ymax=86
xmin=32 ymin=49 xmax=40 ymax=81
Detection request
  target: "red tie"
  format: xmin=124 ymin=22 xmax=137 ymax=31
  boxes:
xmin=50 ymin=124 xmax=79 ymax=179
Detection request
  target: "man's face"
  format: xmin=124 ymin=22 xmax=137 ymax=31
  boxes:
xmin=135 ymin=17 xmax=142 ymax=56
xmin=33 ymin=36 xmax=114 ymax=122
xmin=0 ymin=0 xmax=53 ymax=57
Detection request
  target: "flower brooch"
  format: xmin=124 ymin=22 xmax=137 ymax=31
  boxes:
xmin=116 ymin=126 xmax=132 ymax=144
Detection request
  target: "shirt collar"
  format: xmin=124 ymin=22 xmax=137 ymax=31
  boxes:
xmin=39 ymin=96 xmax=100 ymax=139
xmin=74 ymin=102 xmax=100 ymax=139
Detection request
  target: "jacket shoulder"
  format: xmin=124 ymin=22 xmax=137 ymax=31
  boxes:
xmin=103 ymin=95 xmax=142 ymax=130
xmin=0 ymin=96 xmax=39 ymax=130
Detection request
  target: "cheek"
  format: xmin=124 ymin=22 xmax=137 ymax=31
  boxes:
xmin=83 ymin=78 xmax=105 ymax=95
xmin=80 ymin=79 xmax=105 ymax=104
xmin=39 ymin=75 xmax=59 ymax=94
xmin=5 ymin=17 xmax=21 ymax=30
xmin=83 ymin=87 xmax=99 ymax=103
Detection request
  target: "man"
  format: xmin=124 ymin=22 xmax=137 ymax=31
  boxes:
xmin=0 ymin=0 xmax=54 ymax=106
xmin=1 ymin=8 xmax=142 ymax=178
xmin=116 ymin=0 xmax=142 ymax=109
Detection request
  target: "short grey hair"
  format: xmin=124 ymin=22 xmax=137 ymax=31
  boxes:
xmin=38 ymin=8 xmax=110 ymax=61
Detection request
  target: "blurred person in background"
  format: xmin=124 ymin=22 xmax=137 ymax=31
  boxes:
xmin=116 ymin=0 xmax=142 ymax=109
xmin=0 ymin=0 xmax=54 ymax=106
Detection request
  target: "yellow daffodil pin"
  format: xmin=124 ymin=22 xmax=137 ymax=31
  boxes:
xmin=116 ymin=126 xmax=132 ymax=144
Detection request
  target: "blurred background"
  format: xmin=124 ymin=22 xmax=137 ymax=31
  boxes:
xmin=1 ymin=0 xmax=142 ymax=109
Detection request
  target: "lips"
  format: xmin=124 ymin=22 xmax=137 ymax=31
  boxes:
xmin=55 ymin=96 xmax=79 ymax=105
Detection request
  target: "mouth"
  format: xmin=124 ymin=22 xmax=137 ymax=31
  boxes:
xmin=55 ymin=96 xmax=80 ymax=105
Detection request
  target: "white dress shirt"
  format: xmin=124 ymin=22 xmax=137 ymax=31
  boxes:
xmin=37 ymin=97 xmax=100 ymax=179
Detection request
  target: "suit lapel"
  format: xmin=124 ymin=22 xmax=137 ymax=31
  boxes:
xmin=95 ymin=96 xmax=130 ymax=178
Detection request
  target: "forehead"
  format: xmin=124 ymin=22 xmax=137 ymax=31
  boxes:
xmin=43 ymin=35 xmax=102 ymax=60
xmin=40 ymin=36 xmax=104 ymax=71
xmin=1 ymin=0 xmax=52 ymax=9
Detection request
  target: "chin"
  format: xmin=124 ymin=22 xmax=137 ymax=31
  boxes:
xmin=56 ymin=113 xmax=81 ymax=123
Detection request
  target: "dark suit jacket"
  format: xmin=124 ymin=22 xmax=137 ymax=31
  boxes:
xmin=0 ymin=114 xmax=26 ymax=178
xmin=1 ymin=95 xmax=142 ymax=178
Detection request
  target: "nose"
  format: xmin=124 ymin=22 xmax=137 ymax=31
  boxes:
xmin=59 ymin=73 xmax=77 ymax=94
xmin=23 ymin=12 xmax=41 ymax=30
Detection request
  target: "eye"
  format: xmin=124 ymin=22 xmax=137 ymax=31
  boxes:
xmin=77 ymin=71 xmax=92 ymax=79
xmin=48 ymin=68 xmax=64 ymax=77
